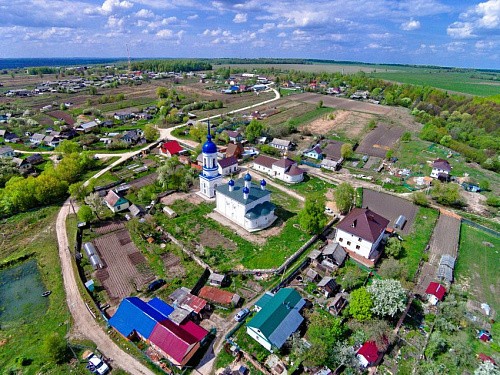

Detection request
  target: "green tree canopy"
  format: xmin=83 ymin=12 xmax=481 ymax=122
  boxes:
xmin=143 ymin=123 xmax=160 ymax=142
xmin=334 ymin=182 xmax=355 ymax=214
xmin=77 ymin=205 xmax=94 ymax=223
xmin=298 ymin=194 xmax=327 ymax=234
xmin=431 ymin=181 xmax=464 ymax=207
xmin=368 ymin=279 xmax=407 ymax=317
xmin=42 ymin=333 xmax=68 ymax=364
xmin=56 ymin=140 xmax=81 ymax=154
xmin=157 ymin=156 xmax=196 ymax=192
xmin=340 ymin=143 xmax=354 ymax=159
xmin=245 ymin=119 xmax=264 ymax=143
xmin=384 ymin=237 xmax=403 ymax=258
xmin=349 ymin=287 xmax=373 ymax=321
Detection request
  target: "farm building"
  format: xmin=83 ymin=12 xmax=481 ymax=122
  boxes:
xmin=215 ymin=173 xmax=276 ymax=232
xmin=253 ymin=155 xmax=304 ymax=184
xmin=246 ymin=288 xmax=305 ymax=352
xmin=226 ymin=142 xmax=244 ymax=159
xmin=317 ymin=277 xmax=339 ymax=298
xmin=160 ymin=140 xmax=183 ymax=157
xmin=430 ymin=158 xmax=451 ymax=180
xmin=269 ymin=138 xmax=291 ymax=151
xmin=104 ymin=190 xmax=130 ymax=213
xmin=208 ymin=273 xmax=227 ymax=287
xmin=334 ymin=208 xmax=389 ymax=267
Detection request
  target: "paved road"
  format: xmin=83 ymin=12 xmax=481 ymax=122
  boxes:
xmin=56 ymin=200 xmax=156 ymax=375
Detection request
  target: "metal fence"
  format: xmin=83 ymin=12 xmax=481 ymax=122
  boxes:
xmin=461 ymin=218 xmax=500 ymax=238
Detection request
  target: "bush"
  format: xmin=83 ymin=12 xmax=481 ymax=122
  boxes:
xmin=412 ymin=191 xmax=429 ymax=206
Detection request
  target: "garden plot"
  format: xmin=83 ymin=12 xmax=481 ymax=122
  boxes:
xmin=362 ymin=189 xmax=418 ymax=234
xmin=289 ymin=92 xmax=392 ymax=115
xmin=93 ymin=221 xmax=125 ymax=235
xmin=128 ymin=172 xmax=158 ymax=190
xmin=93 ymin=229 xmax=155 ymax=303
xmin=301 ymin=109 xmax=375 ymax=139
xmin=356 ymin=123 xmax=404 ymax=158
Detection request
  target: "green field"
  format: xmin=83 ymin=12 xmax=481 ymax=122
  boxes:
xmin=370 ymin=70 xmax=500 ymax=97
xmin=456 ymin=224 xmax=500 ymax=313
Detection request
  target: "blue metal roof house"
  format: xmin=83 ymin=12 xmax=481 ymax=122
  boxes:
xmin=109 ymin=297 xmax=173 ymax=340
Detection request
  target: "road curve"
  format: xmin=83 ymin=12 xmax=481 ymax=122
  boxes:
xmin=56 ymin=199 xmax=156 ymax=375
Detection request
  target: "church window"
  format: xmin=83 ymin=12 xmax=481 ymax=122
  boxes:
xmin=347 ymin=241 xmax=351 ymax=246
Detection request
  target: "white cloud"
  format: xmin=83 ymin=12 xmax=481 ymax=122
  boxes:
xmin=258 ymin=23 xmax=275 ymax=33
xmin=135 ymin=9 xmax=154 ymax=18
xmin=466 ymin=0 xmax=500 ymax=29
xmin=101 ymin=0 xmax=133 ymax=15
xmin=156 ymin=29 xmax=173 ymax=38
xmin=446 ymin=41 xmax=467 ymax=52
xmin=233 ymin=13 xmax=247 ymax=23
xmin=187 ymin=14 xmax=199 ymax=20
xmin=447 ymin=22 xmax=475 ymax=38
xmin=475 ymin=40 xmax=495 ymax=49
xmin=203 ymin=28 xmax=222 ymax=36
xmin=277 ymin=32 xmax=287 ymax=37
xmin=106 ymin=15 xmax=125 ymax=30
xmin=401 ymin=19 xmax=421 ymax=31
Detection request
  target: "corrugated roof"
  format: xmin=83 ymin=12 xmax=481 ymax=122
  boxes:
xmin=425 ymin=282 xmax=446 ymax=300
xmin=273 ymin=157 xmax=295 ymax=169
xmin=199 ymin=286 xmax=237 ymax=305
xmin=270 ymin=138 xmax=291 ymax=147
xmin=254 ymin=154 xmax=278 ymax=169
xmin=357 ymin=341 xmax=379 ymax=364
xmin=148 ymin=297 xmax=174 ymax=317
xmin=322 ymin=141 xmax=344 ymax=160
xmin=161 ymin=140 xmax=183 ymax=155
xmin=105 ymin=190 xmax=128 ymax=207
xmin=255 ymin=292 xmax=274 ymax=309
xmin=247 ymin=288 xmax=304 ymax=348
xmin=432 ymin=158 xmax=451 ymax=172
xmin=216 ymin=178 xmax=270 ymax=205
xmin=336 ymin=208 xmax=389 ymax=243
xmin=286 ymin=164 xmax=304 ymax=176
xmin=218 ymin=155 xmax=238 ymax=168
xmin=109 ymin=297 xmax=168 ymax=339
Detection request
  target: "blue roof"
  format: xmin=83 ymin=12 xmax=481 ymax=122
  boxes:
xmin=109 ymin=297 xmax=168 ymax=339
xmin=202 ymin=130 xmax=217 ymax=154
xmin=244 ymin=172 xmax=252 ymax=181
xmin=148 ymin=297 xmax=174 ymax=318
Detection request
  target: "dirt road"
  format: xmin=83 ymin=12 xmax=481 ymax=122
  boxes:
xmin=56 ymin=200 xmax=156 ymax=375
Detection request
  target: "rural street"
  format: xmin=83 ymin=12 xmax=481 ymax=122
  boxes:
xmin=52 ymin=87 xmax=281 ymax=374
xmin=56 ymin=199 xmax=156 ymax=375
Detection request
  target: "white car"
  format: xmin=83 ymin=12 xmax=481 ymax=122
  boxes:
xmin=86 ymin=353 xmax=110 ymax=375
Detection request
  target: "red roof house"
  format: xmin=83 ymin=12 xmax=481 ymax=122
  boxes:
xmin=478 ymin=353 xmax=496 ymax=365
xmin=425 ymin=282 xmax=446 ymax=305
xmin=148 ymin=319 xmax=208 ymax=367
xmin=160 ymin=140 xmax=183 ymax=157
xmin=198 ymin=286 xmax=241 ymax=306
xmin=357 ymin=341 xmax=380 ymax=367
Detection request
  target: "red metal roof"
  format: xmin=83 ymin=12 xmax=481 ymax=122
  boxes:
xmin=425 ymin=282 xmax=446 ymax=301
xmin=478 ymin=353 xmax=496 ymax=365
xmin=149 ymin=320 xmax=207 ymax=364
xmin=161 ymin=140 xmax=183 ymax=155
xmin=357 ymin=341 xmax=379 ymax=364
xmin=336 ymin=208 xmax=389 ymax=243
xmin=199 ymin=286 xmax=235 ymax=305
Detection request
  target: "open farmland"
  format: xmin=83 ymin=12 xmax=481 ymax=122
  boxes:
xmin=289 ymin=92 xmax=392 ymax=115
xmin=93 ymin=228 xmax=155 ymax=304
xmin=356 ymin=123 xmax=404 ymax=157
xmin=301 ymin=109 xmax=375 ymax=139
xmin=215 ymin=63 xmax=399 ymax=74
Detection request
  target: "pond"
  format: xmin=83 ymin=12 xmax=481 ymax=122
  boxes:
xmin=0 ymin=259 xmax=49 ymax=326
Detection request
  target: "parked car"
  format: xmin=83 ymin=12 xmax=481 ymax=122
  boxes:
xmin=147 ymin=279 xmax=166 ymax=292
xmin=234 ymin=308 xmax=250 ymax=322
xmin=85 ymin=352 xmax=110 ymax=375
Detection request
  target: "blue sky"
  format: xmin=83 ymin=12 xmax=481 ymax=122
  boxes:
xmin=1 ymin=0 xmax=499 ymax=69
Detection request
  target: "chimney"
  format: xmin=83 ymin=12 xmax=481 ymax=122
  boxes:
xmin=351 ymin=219 xmax=357 ymax=228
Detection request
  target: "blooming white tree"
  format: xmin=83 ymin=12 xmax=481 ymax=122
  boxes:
xmin=367 ymin=279 xmax=407 ymax=317
xmin=474 ymin=361 xmax=500 ymax=375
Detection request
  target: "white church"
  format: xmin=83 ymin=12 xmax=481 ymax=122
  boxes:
xmin=198 ymin=126 xmax=276 ymax=232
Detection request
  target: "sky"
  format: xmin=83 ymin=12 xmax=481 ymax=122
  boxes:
xmin=1 ymin=0 xmax=499 ymax=69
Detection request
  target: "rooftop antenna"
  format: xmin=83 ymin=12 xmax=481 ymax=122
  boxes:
xmin=126 ymin=44 xmax=131 ymax=73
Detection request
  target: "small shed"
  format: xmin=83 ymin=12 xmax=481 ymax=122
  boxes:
xmin=394 ymin=215 xmax=407 ymax=230
xmin=83 ymin=242 xmax=96 ymax=258
xmin=163 ymin=205 xmax=177 ymax=218
xmin=305 ymin=268 xmax=320 ymax=283
xmin=317 ymin=277 xmax=339 ymax=298
xmin=209 ymin=273 xmax=227 ymax=287
xmin=89 ymin=254 xmax=104 ymax=269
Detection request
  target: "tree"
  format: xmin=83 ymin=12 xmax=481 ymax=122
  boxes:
xmin=189 ymin=122 xmax=208 ymax=142
xmin=349 ymin=287 xmax=373 ymax=321
xmin=340 ymin=143 xmax=354 ymax=159
xmin=384 ymin=237 xmax=403 ymax=258
xmin=385 ymin=149 xmax=394 ymax=160
xmin=412 ymin=191 xmax=429 ymax=206
xmin=328 ymin=341 xmax=357 ymax=369
xmin=378 ymin=258 xmax=405 ymax=280
xmin=401 ymin=131 xmax=411 ymax=142
xmin=156 ymin=86 xmax=168 ymax=98
xmin=431 ymin=181 xmax=463 ymax=207
xmin=245 ymin=119 xmax=264 ymax=143
xmin=43 ymin=333 xmax=68 ymax=364
xmin=317 ymin=100 xmax=323 ymax=109
xmin=340 ymin=264 xmax=365 ymax=291
xmin=368 ymin=279 xmax=407 ymax=317
xmin=425 ymin=331 xmax=448 ymax=359
xmin=78 ymin=205 xmax=94 ymax=223
xmin=157 ymin=156 xmax=196 ymax=192
xmin=57 ymin=140 xmax=81 ymax=154
xmin=85 ymin=192 xmax=106 ymax=220
xmin=475 ymin=361 xmax=500 ymax=375
xmin=305 ymin=312 xmax=345 ymax=366
xmin=334 ymin=182 xmax=355 ymax=214
xmin=0 ymin=158 xmax=19 ymax=187
xmin=143 ymin=123 xmax=159 ymax=142
xmin=298 ymin=194 xmax=326 ymax=234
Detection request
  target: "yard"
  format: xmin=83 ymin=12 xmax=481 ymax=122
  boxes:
xmin=156 ymin=193 xmax=309 ymax=271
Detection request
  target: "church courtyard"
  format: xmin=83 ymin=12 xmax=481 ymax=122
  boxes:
xmin=155 ymin=190 xmax=309 ymax=271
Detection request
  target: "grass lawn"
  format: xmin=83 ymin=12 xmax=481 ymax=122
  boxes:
xmin=0 ymin=206 xmax=90 ymax=374
xmin=283 ymin=175 xmax=334 ymax=198
xmin=157 ymin=194 xmax=309 ymax=271
xmin=401 ymin=206 xmax=439 ymax=280
xmin=456 ymin=224 xmax=500 ymax=314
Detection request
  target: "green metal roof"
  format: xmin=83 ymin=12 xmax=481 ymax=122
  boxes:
xmin=216 ymin=178 xmax=270 ymax=205
xmin=247 ymin=288 xmax=303 ymax=338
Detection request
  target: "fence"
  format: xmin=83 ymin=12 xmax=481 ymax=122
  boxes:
xmin=461 ymin=218 xmax=500 ymax=238
xmin=300 ymin=160 xmax=321 ymax=168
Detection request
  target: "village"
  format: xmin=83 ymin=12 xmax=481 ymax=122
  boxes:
xmin=0 ymin=66 xmax=498 ymax=375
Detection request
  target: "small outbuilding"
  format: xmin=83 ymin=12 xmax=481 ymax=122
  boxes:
xmin=425 ymin=282 xmax=446 ymax=305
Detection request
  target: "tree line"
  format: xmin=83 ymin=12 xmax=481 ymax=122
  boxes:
xmin=130 ymin=59 xmax=212 ymax=73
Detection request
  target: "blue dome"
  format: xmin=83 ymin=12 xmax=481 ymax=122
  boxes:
xmin=260 ymin=179 xmax=267 ymax=186
xmin=244 ymin=172 xmax=252 ymax=181
xmin=228 ymin=179 xmax=235 ymax=186
xmin=243 ymin=186 xmax=250 ymax=194
xmin=202 ymin=136 xmax=217 ymax=154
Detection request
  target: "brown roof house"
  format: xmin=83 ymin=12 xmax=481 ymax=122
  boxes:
xmin=334 ymin=208 xmax=389 ymax=267
xmin=253 ymin=155 xmax=304 ymax=184
xmin=430 ymin=158 xmax=451 ymax=181
xmin=320 ymin=140 xmax=345 ymax=171
xmin=226 ymin=142 xmax=244 ymax=159
xmin=198 ymin=286 xmax=241 ymax=307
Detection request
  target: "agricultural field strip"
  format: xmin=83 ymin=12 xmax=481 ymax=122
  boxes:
xmin=356 ymin=124 xmax=404 ymax=158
